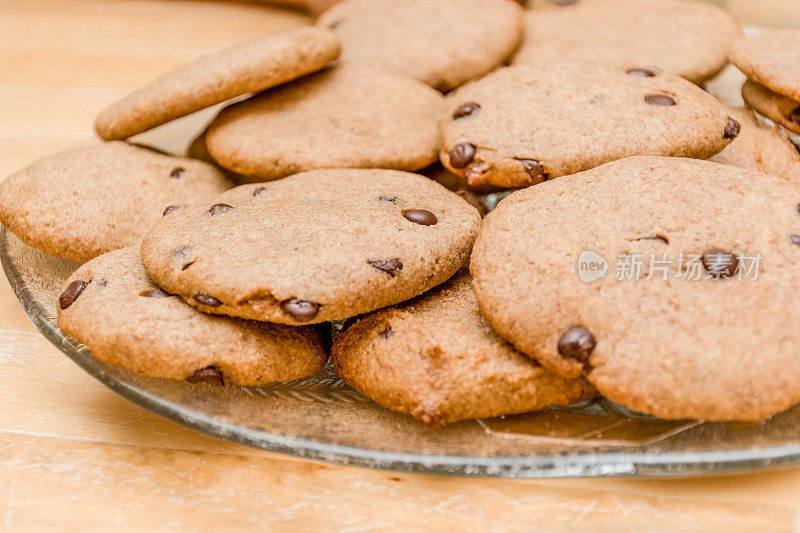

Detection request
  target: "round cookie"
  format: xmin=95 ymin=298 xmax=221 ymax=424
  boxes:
xmin=141 ymin=169 xmax=482 ymax=325
xmin=512 ymin=0 xmax=740 ymax=84
xmin=94 ymin=27 xmax=340 ymax=140
xmin=729 ymin=29 xmax=800 ymax=103
xmin=0 ymin=141 xmax=232 ymax=263
xmin=58 ymin=246 xmax=327 ymax=385
xmin=710 ymin=106 xmax=800 ymax=180
xmin=205 ymin=63 xmax=443 ymax=182
xmin=440 ymin=62 xmax=738 ymax=189
xmin=472 ymin=156 xmax=800 ymax=422
xmin=316 ymin=0 xmax=524 ymax=92
xmin=332 ymin=273 xmax=594 ymax=427
xmin=742 ymin=79 xmax=800 ymax=135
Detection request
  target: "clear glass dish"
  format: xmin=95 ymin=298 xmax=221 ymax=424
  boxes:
xmin=5 ymin=226 xmax=800 ymax=478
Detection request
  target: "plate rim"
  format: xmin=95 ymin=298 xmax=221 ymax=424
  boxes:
xmin=5 ymin=226 xmax=800 ymax=478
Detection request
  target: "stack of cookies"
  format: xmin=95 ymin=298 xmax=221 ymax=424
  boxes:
xmin=4 ymin=0 xmax=800 ymax=428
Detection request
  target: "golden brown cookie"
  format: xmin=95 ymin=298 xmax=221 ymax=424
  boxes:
xmin=332 ymin=273 xmax=594 ymax=427
xmin=94 ymin=27 xmax=340 ymax=140
xmin=317 ymin=0 xmax=524 ymax=91
xmin=58 ymin=246 xmax=327 ymax=385
xmin=730 ymin=29 xmax=800 ymax=103
xmin=513 ymin=0 xmax=740 ymax=84
xmin=205 ymin=64 xmax=443 ymax=182
xmin=440 ymin=62 xmax=737 ymax=189
xmin=472 ymin=156 xmax=800 ymax=421
xmin=0 ymin=142 xmax=232 ymax=263
xmin=141 ymin=169 xmax=482 ymax=325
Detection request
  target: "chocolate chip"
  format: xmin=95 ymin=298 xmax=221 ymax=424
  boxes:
xmin=162 ymin=205 xmax=182 ymax=216
xmin=378 ymin=195 xmax=399 ymax=203
xmin=789 ymin=106 xmax=800 ymax=124
xmin=517 ymin=159 xmax=548 ymax=183
xmin=209 ymin=203 xmax=233 ymax=215
xmin=181 ymin=261 xmax=195 ymax=271
xmin=452 ymin=102 xmax=480 ymax=120
xmin=644 ymin=94 xmax=676 ymax=106
xmin=791 ymin=235 xmax=800 ymax=246
xmin=252 ymin=186 xmax=267 ymax=197
xmin=144 ymin=288 xmax=170 ymax=298
xmin=368 ymin=259 xmax=403 ymax=276
xmin=402 ymin=209 xmax=438 ymax=226
xmin=449 ymin=143 xmax=476 ymax=169
xmin=96 ymin=278 xmax=108 ymax=287
xmin=637 ymin=235 xmax=669 ymax=244
xmin=379 ymin=325 xmax=394 ymax=339
xmin=169 ymin=167 xmax=184 ymax=179
xmin=59 ymin=280 xmax=88 ymax=310
xmin=194 ymin=294 xmax=222 ymax=307
xmin=702 ymin=248 xmax=739 ymax=278
xmin=724 ymin=118 xmax=741 ymax=139
xmin=280 ymin=298 xmax=319 ymax=322
xmin=187 ymin=366 xmax=224 ymax=386
xmin=557 ymin=326 xmax=596 ymax=364
xmin=626 ymin=67 xmax=658 ymax=77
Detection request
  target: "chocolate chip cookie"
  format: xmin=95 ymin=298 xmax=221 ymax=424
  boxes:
xmin=205 ymin=63 xmax=443 ymax=182
xmin=141 ymin=169 xmax=482 ymax=325
xmin=332 ymin=273 xmax=594 ymax=427
xmin=440 ymin=62 xmax=737 ymax=189
xmin=58 ymin=246 xmax=327 ymax=385
xmin=316 ymin=0 xmax=524 ymax=92
xmin=0 ymin=141 xmax=232 ymax=262
xmin=709 ymin=106 xmax=800 ymax=180
xmin=94 ymin=27 xmax=340 ymax=140
xmin=472 ymin=156 xmax=800 ymax=421
xmin=513 ymin=0 xmax=740 ymax=84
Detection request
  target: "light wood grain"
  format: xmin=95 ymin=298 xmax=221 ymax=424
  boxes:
xmin=2 ymin=0 xmax=800 ymax=530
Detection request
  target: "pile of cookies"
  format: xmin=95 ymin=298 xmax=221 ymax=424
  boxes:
xmin=4 ymin=0 xmax=800 ymax=428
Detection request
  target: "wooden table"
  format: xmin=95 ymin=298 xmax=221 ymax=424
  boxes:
xmin=1 ymin=1 xmax=799 ymax=530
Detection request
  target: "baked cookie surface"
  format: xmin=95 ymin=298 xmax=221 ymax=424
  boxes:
xmin=95 ymin=27 xmax=340 ymax=140
xmin=0 ymin=142 xmax=232 ymax=263
xmin=141 ymin=169 xmax=482 ymax=325
xmin=316 ymin=0 xmax=524 ymax=92
xmin=332 ymin=273 xmax=594 ymax=427
xmin=57 ymin=246 xmax=327 ymax=385
xmin=440 ymin=62 xmax=736 ymax=189
xmin=709 ymin=106 xmax=800 ymax=180
xmin=205 ymin=63 xmax=443 ymax=182
xmin=741 ymin=79 xmax=800 ymax=135
xmin=513 ymin=0 xmax=740 ymax=84
xmin=471 ymin=156 xmax=800 ymax=421
xmin=730 ymin=29 xmax=800 ymax=103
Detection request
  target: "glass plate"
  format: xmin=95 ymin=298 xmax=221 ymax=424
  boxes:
xmin=5 ymin=227 xmax=800 ymax=478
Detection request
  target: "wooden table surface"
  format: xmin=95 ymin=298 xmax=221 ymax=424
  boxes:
xmin=2 ymin=0 xmax=800 ymax=530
